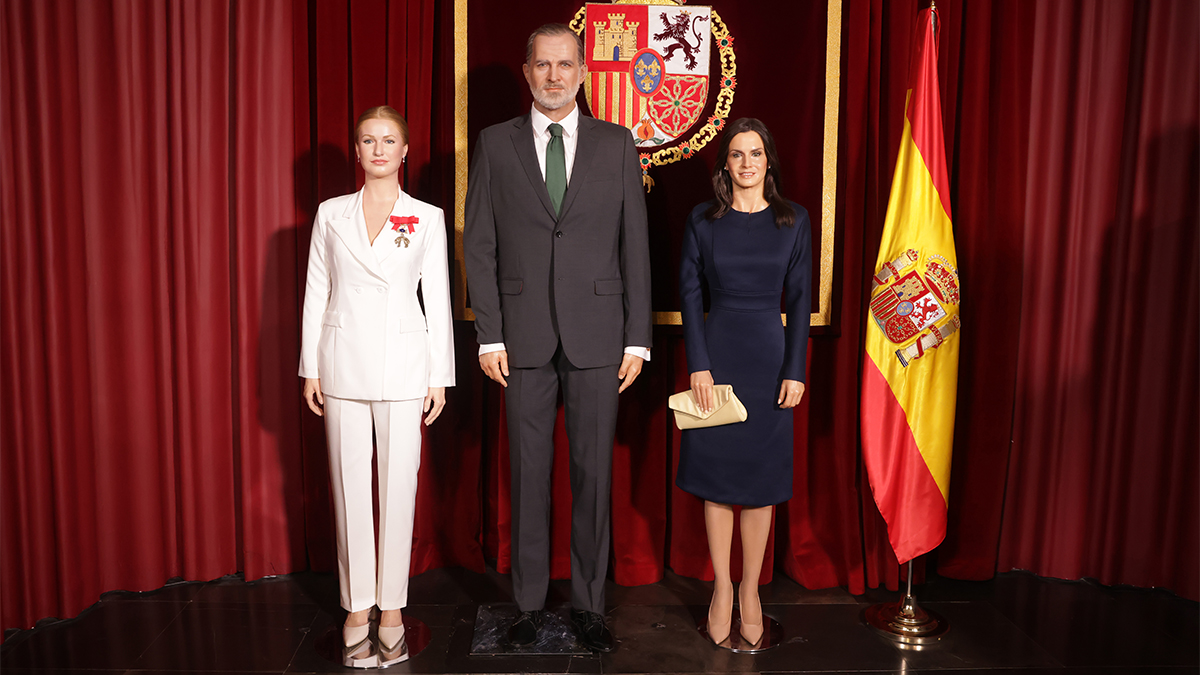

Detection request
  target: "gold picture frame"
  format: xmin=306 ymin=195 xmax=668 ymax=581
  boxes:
xmin=453 ymin=0 xmax=840 ymax=327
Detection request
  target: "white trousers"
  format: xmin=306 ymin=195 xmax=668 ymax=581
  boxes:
xmin=324 ymin=395 xmax=423 ymax=612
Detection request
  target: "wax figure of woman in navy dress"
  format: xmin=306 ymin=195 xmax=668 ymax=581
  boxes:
xmin=300 ymin=106 xmax=455 ymax=660
xmin=677 ymin=117 xmax=811 ymax=648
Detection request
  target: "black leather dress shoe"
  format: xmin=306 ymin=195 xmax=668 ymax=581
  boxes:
xmin=507 ymin=610 xmax=544 ymax=647
xmin=570 ymin=609 xmax=615 ymax=653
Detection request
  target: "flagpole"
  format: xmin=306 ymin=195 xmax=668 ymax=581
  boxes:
xmin=863 ymin=560 xmax=950 ymax=647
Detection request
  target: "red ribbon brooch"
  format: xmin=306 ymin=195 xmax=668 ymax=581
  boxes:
xmin=389 ymin=215 xmax=418 ymax=233
xmin=390 ymin=215 xmax=418 ymax=248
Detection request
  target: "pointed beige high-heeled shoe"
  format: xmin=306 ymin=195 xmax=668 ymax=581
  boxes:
xmin=343 ymin=609 xmax=372 ymax=650
xmin=376 ymin=623 xmax=406 ymax=652
xmin=706 ymin=581 xmax=734 ymax=646
xmin=737 ymin=585 xmax=764 ymax=647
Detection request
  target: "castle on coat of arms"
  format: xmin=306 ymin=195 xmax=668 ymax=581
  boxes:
xmin=592 ymin=14 xmax=639 ymax=62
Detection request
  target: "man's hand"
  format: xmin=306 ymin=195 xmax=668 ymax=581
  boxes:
xmin=617 ymin=354 xmax=644 ymax=393
xmin=777 ymin=379 xmax=805 ymax=409
xmin=480 ymin=350 xmax=509 ymax=387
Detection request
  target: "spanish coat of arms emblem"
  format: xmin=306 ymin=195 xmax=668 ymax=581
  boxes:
xmin=571 ymin=0 xmax=737 ymax=189
xmin=869 ymin=249 xmax=962 ymax=367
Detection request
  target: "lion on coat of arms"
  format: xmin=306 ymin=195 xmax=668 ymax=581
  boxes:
xmin=653 ymin=11 xmax=709 ymax=71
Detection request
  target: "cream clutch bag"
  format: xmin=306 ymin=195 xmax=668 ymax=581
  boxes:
xmin=668 ymin=384 xmax=748 ymax=430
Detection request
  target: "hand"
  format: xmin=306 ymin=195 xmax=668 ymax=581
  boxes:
xmin=617 ymin=354 xmax=644 ymax=393
xmin=423 ymin=387 xmax=446 ymax=425
xmin=690 ymin=370 xmax=715 ymax=413
xmin=480 ymin=350 xmax=509 ymax=387
xmin=777 ymin=379 xmax=805 ymax=409
xmin=303 ymin=378 xmax=325 ymax=416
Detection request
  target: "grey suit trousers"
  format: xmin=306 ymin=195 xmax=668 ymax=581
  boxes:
xmin=504 ymin=343 xmax=619 ymax=615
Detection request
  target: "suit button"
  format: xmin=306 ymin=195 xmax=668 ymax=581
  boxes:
xmin=376 ymin=287 xmax=384 ymax=293
xmin=355 ymin=287 xmax=363 ymax=294
xmin=555 ymin=230 xmax=563 ymax=238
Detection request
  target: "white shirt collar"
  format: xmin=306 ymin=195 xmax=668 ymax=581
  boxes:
xmin=530 ymin=104 xmax=579 ymax=138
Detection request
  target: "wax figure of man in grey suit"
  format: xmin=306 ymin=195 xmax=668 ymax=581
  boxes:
xmin=464 ymin=23 xmax=652 ymax=653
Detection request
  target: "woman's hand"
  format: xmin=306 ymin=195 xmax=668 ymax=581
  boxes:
xmin=777 ymin=379 xmax=805 ymax=409
xmin=690 ymin=370 xmax=716 ymax=414
xmin=304 ymin=378 xmax=324 ymax=416
xmin=424 ymin=387 xmax=446 ymax=426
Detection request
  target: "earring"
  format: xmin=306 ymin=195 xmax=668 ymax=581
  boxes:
xmin=402 ymin=157 xmax=407 ymax=163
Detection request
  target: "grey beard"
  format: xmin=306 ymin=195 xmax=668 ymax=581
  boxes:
xmin=531 ymin=83 xmax=579 ymax=111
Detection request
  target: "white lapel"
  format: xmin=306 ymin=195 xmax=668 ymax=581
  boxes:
xmin=376 ymin=190 xmax=416 ymax=265
xmin=328 ymin=188 xmax=388 ymax=282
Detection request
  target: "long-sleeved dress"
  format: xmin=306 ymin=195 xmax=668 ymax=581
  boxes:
xmin=676 ymin=201 xmax=812 ymax=507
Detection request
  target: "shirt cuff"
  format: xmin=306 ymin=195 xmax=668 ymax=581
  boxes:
xmin=624 ymin=346 xmax=651 ymax=362
xmin=479 ymin=342 xmax=506 ymax=356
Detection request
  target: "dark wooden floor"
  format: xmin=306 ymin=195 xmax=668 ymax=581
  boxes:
xmin=3 ymin=565 xmax=1197 ymax=674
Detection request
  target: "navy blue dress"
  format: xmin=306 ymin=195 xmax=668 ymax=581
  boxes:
xmin=676 ymin=201 xmax=812 ymax=507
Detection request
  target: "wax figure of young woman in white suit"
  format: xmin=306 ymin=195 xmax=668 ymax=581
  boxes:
xmin=299 ymin=106 xmax=455 ymax=658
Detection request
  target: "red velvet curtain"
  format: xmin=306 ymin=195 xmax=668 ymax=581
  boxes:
xmin=0 ymin=0 xmax=477 ymax=632
xmin=3 ymin=0 xmax=1197 ymax=634
xmin=998 ymin=0 xmax=1199 ymax=595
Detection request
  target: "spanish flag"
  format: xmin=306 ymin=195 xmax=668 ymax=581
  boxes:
xmin=861 ymin=6 xmax=961 ymax=564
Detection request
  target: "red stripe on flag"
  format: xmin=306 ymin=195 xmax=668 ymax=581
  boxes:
xmin=906 ymin=8 xmax=953 ymax=221
xmin=860 ymin=354 xmax=948 ymax=563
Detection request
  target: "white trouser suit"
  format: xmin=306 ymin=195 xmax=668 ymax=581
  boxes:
xmin=299 ymin=188 xmax=455 ymax=612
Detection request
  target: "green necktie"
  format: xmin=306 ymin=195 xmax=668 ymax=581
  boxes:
xmin=546 ymin=123 xmax=567 ymax=215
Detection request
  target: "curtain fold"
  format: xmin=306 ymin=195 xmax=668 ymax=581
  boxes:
xmin=1000 ymin=0 xmax=1199 ymax=599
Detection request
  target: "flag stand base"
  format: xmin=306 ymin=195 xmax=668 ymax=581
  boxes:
xmin=863 ymin=561 xmax=949 ymax=647
xmin=863 ymin=594 xmax=949 ymax=646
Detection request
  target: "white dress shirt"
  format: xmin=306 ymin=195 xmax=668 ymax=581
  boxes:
xmin=479 ymin=103 xmax=650 ymax=363
xmin=531 ymin=104 xmax=580 ymax=183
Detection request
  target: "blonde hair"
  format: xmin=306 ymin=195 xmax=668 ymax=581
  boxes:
xmin=354 ymin=105 xmax=409 ymax=144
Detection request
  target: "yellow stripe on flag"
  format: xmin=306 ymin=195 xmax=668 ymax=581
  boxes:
xmin=864 ymin=103 xmax=959 ymax=502
xmin=861 ymin=5 xmax=960 ymax=564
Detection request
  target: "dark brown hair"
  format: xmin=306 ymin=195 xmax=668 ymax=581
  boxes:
xmin=525 ymin=23 xmax=585 ymax=66
xmin=705 ymin=118 xmax=796 ymax=228
xmin=354 ymin=105 xmax=409 ymax=145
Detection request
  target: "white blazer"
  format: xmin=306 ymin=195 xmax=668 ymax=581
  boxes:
xmin=299 ymin=188 xmax=455 ymax=401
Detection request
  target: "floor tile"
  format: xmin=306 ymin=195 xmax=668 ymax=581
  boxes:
xmin=761 ymin=670 xmax=1199 ymax=675
xmin=0 ymin=670 xmax=130 ymax=675
xmin=192 ymin=576 xmax=320 ymax=607
xmin=986 ymin=575 xmax=1198 ymax=668
xmin=857 ymin=600 xmax=1061 ymax=670
xmin=134 ymin=605 xmax=309 ymax=671
xmin=600 ymin=604 xmax=758 ymax=673
xmin=403 ymin=568 xmax=515 ymax=606
xmin=126 ymin=671 xmax=281 ymax=675
xmin=1107 ymin=584 xmax=1200 ymax=646
xmin=0 ymin=601 xmax=188 ymax=669
xmin=744 ymin=604 xmax=915 ymax=673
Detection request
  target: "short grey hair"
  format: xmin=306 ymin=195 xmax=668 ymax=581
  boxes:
xmin=525 ymin=23 xmax=585 ymax=66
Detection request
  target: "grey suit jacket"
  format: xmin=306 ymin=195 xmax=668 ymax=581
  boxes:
xmin=464 ymin=113 xmax=652 ymax=370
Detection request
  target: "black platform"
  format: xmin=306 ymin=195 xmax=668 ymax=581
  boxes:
xmin=2 ymin=565 xmax=1197 ymax=674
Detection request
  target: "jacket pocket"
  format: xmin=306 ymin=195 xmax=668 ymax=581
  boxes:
xmin=499 ymin=278 xmax=523 ymax=295
xmin=321 ymin=311 xmax=342 ymax=327
xmin=594 ymin=278 xmax=623 ymax=295
xmin=400 ymin=315 xmax=428 ymax=333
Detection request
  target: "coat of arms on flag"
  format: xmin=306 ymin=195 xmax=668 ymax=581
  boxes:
xmin=570 ymin=0 xmax=737 ymax=190
xmin=869 ymin=248 xmax=961 ymax=365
